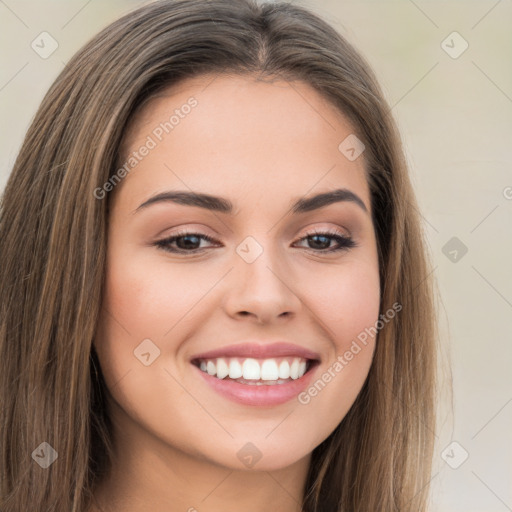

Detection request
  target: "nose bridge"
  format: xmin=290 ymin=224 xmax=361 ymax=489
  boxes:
xmin=235 ymin=233 xmax=288 ymax=293
xmin=222 ymin=233 xmax=301 ymax=321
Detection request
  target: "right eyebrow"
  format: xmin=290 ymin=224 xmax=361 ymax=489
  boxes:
xmin=132 ymin=191 xmax=233 ymax=214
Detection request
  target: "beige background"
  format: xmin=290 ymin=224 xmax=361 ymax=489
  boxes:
xmin=1 ymin=1 xmax=511 ymax=510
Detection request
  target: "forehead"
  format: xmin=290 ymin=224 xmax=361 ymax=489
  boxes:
xmin=114 ymin=74 xmax=371 ymax=212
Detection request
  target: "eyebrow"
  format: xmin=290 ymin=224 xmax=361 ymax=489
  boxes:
xmin=132 ymin=188 xmax=368 ymax=215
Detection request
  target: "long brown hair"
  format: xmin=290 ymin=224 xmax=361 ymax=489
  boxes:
xmin=0 ymin=1 xmax=439 ymax=510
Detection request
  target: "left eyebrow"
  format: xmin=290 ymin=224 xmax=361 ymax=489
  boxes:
xmin=132 ymin=187 xmax=369 ymax=215
xmin=291 ymin=188 xmax=368 ymax=214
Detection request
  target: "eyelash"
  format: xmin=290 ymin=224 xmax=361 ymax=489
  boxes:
xmin=154 ymin=228 xmax=357 ymax=255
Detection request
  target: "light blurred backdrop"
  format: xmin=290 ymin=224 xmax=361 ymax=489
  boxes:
xmin=1 ymin=1 xmax=511 ymax=510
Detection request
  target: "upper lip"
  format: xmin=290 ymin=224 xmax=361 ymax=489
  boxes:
xmin=190 ymin=341 xmax=321 ymax=362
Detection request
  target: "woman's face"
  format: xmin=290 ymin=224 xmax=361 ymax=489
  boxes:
xmin=94 ymin=74 xmax=381 ymax=472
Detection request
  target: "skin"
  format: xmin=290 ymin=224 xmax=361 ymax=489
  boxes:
xmin=91 ymin=73 xmax=381 ymax=512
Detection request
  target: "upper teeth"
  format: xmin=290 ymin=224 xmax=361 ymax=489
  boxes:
xmin=198 ymin=357 xmax=308 ymax=380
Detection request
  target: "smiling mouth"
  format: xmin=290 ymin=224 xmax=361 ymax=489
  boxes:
xmin=191 ymin=356 xmax=318 ymax=385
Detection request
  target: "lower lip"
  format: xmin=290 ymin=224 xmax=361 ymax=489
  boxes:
xmin=193 ymin=364 xmax=317 ymax=406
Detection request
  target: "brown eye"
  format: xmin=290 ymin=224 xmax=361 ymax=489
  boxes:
xmin=294 ymin=230 xmax=357 ymax=253
xmin=155 ymin=231 xmax=220 ymax=253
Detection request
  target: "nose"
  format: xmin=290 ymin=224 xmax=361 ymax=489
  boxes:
xmin=222 ymin=244 xmax=302 ymax=324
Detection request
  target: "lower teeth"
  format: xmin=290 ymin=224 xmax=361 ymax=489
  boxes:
xmin=231 ymin=377 xmax=292 ymax=385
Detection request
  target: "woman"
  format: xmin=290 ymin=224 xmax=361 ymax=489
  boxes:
xmin=0 ymin=0 xmax=439 ymax=510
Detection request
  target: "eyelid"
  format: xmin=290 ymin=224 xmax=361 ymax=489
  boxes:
xmin=299 ymin=225 xmax=350 ymax=239
xmin=152 ymin=223 xmax=218 ymax=240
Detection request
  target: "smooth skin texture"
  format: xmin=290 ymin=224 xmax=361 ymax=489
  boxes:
xmin=92 ymin=74 xmax=381 ymax=512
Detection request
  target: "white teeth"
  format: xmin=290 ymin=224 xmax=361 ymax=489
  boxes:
xmin=289 ymin=358 xmax=300 ymax=379
xmin=278 ymin=360 xmax=290 ymax=379
xmin=298 ymin=360 xmax=307 ymax=377
xmin=242 ymin=358 xmax=260 ymax=380
xmin=228 ymin=359 xmax=243 ymax=379
xmin=216 ymin=358 xmax=229 ymax=379
xmin=197 ymin=356 xmax=310 ymax=382
xmin=206 ymin=361 xmax=216 ymax=375
xmin=261 ymin=359 xmax=279 ymax=381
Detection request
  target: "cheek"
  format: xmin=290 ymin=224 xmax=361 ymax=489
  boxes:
xmin=301 ymin=257 xmax=381 ymax=350
xmin=292 ymin=259 xmax=380 ymax=433
xmin=94 ymin=247 xmax=222 ymax=396
xmin=101 ymin=252 xmax=212 ymax=339
xmin=93 ymin=252 xmax=211 ymax=435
